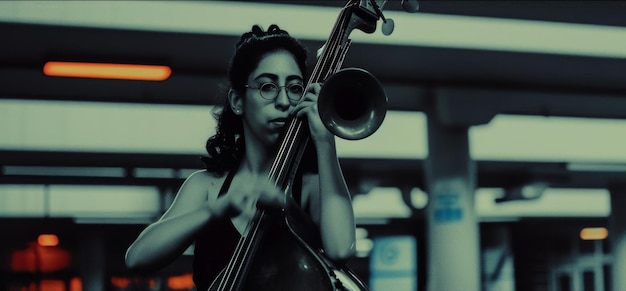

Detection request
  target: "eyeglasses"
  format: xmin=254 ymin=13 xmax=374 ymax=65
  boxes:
xmin=245 ymin=83 xmax=305 ymax=101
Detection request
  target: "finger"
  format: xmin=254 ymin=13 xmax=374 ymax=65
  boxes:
xmin=302 ymin=90 xmax=318 ymax=102
xmin=307 ymin=83 xmax=322 ymax=95
xmin=293 ymin=100 xmax=315 ymax=117
xmin=234 ymin=193 xmax=256 ymax=213
xmin=301 ymin=84 xmax=320 ymax=101
xmin=239 ymin=194 xmax=250 ymax=209
xmin=224 ymin=195 xmax=247 ymax=216
xmin=257 ymin=183 xmax=286 ymax=209
xmin=247 ymin=195 xmax=258 ymax=210
xmin=211 ymin=197 xmax=239 ymax=218
xmin=296 ymin=105 xmax=315 ymax=118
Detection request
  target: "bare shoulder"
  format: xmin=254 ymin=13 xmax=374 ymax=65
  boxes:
xmin=185 ymin=169 xmax=224 ymax=184
xmin=160 ymin=170 xmax=227 ymax=219
xmin=174 ymin=170 xmax=226 ymax=204
xmin=181 ymin=170 xmax=227 ymax=196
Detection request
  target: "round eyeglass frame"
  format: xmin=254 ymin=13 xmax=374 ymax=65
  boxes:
xmin=245 ymin=83 xmax=305 ymax=101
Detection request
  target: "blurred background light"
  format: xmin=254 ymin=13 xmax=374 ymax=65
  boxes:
xmin=43 ymin=61 xmax=171 ymax=81
xmin=37 ymin=234 xmax=59 ymax=247
xmin=580 ymin=227 xmax=609 ymax=240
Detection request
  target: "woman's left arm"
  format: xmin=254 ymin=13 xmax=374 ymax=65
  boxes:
xmin=312 ymin=138 xmax=357 ymax=262
xmin=295 ymin=83 xmax=356 ymax=262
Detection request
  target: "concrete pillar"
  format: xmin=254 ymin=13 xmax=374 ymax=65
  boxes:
xmin=79 ymin=230 xmax=106 ymax=291
xmin=609 ymin=184 xmax=626 ymax=291
xmin=424 ymin=113 xmax=480 ymax=291
xmin=482 ymin=225 xmax=515 ymax=291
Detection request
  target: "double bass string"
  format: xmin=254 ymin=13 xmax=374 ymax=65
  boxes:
xmin=212 ymin=2 xmax=378 ymax=290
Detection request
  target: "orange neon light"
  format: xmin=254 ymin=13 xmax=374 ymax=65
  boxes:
xmin=70 ymin=277 xmax=83 ymax=291
xmin=41 ymin=279 xmax=65 ymax=291
xmin=111 ymin=277 xmax=130 ymax=289
xmin=580 ymin=227 xmax=608 ymax=240
xmin=38 ymin=234 xmax=59 ymax=247
xmin=168 ymin=273 xmax=194 ymax=290
xmin=43 ymin=61 xmax=171 ymax=81
xmin=11 ymin=241 xmax=71 ymax=273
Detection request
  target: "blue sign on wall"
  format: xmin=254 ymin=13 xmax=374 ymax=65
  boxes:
xmin=369 ymin=236 xmax=417 ymax=291
xmin=434 ymin=193 xmax=464 ymax=223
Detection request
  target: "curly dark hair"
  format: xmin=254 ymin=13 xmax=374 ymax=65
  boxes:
xmin=201 ymin=24 xmax=309 ymax=174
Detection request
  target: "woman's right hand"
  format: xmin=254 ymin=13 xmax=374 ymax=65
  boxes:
xmin=209 ymin=175 xmax=286 ymax=218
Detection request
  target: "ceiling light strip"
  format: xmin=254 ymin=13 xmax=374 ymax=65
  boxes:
xmin=43 ymin=61 xmax=171 ymax=81
xmin=1 ymin=1 xmax=626 ymax=59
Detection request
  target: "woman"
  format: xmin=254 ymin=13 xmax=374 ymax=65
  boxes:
xmin=125 ymin=24 xmax=357 ymax=290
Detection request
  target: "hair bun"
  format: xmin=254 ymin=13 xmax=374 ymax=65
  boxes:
xmin=236 ymin=24 xmax=289 ymax=49
xmin=251 ymin=24 xmax=265 ymax=36
xmin=266 ymin=24 xmax=287 ymax=35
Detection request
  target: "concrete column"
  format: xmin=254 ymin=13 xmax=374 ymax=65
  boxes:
xmin=79 ymin=230 xmax=106 ymax=291
xmin=482 ymin=225 xmax=515 ymax=291
xmin=609 ymin=184 xmax=626 ymax=291
xmin=424 ymin=113 xmax=480 ymax=291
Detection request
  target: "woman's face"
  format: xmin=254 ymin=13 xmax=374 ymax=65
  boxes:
xmin=236 ymin=50 xmax=304 ymax=147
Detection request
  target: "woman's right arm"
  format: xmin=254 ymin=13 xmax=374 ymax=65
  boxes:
xmin=125 ymin=170 xmax=224 ymax=272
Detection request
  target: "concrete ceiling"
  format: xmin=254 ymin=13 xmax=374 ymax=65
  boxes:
xmin=1 ymin=0 xmax=625 ymax=191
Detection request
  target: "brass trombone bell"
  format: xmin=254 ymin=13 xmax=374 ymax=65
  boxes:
xmin=318 ymin=68 xmax=388 ymax=140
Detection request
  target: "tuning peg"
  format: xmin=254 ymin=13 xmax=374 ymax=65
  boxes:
xmin=381 ymin=18 xmax=395 ymax=36
xmin=401 ymin=0 xmax=419 ymax=13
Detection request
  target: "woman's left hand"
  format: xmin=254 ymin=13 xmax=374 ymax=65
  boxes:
xmin=294 ymin=83 xmax=334 ymax=146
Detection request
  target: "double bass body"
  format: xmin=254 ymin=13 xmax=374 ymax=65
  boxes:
xmin=209 ymin=201 xmax=366 ymax=291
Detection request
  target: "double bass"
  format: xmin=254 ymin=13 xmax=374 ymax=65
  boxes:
xmin=210 ymin=1 xmax=417 ymax=290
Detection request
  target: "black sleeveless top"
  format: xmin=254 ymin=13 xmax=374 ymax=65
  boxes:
xmin=192 ymin=170 xmax=240 ymax=290
xmin=192 ymin=159 xmax=310 ymax=290
xmin=191 ymin=169 xmax=306 ymax=290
